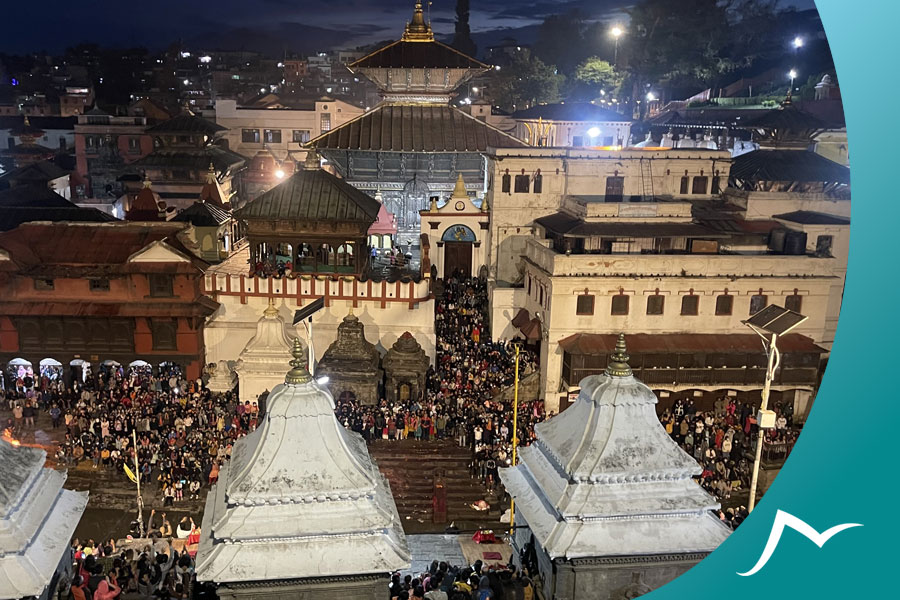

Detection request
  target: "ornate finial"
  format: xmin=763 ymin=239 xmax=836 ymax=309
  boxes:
xmin=480 ymin=196 xmax=489 ymax=213
xmin=142 ymin=174 xmax=152 ymax=189
xmin=429 ymin=196 xmax=439 ymax=212
xmin=605 ymin=333 xmax=632 ymax=377
xmin=402 ymin=1 xmax=434 ymax=41
xmin=264 ymin=297 xmax=278 ymax=317
xmin=206 ymin=162 xmax=217 ymax=183
xmin=304 ymin=150 xmax=319 ymax=170
xmin=451 ymin=173 xmax=467 ymax=199
xmin=285 ymin=337 xmax=312 ymax=384
xmin=348 ymin=306 xmax=354 ymax=317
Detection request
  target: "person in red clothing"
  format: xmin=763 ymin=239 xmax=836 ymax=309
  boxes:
xmin=71 ymin=575 xmax=91 ymax=600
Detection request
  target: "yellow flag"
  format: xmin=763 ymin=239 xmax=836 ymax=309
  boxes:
xmin=124 ymin=464 xmax=138 ymax=484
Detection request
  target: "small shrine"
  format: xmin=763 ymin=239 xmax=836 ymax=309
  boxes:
xmin=317 ymin=309 xmax=382 ymax=406
xmin=233 ymin=299 xmax=295 ymax=405
xmin=383 ymin=332 xmax=429 ymax=403
xmin=0 ymin=438 xmax=88 ymax=600
xmin=500 ymin=335 xmax=730 ymax=600
xmin=195 ymin=339 xmax=409 ymax=599
xmin=205 ymin=360 xmax=237 ymax=394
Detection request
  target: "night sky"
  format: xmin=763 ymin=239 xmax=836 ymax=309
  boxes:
xmin=2 ymin=0 xmax=818 ymax=55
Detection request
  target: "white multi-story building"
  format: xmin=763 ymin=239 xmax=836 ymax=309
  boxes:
xmin=482 ymin=146 xmax=849 ymax=417
xmin=215 ymin=98 xmax=364 ymax=162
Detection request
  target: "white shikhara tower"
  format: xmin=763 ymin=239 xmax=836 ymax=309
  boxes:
xmin=196 ymin=338 xmax=409 ymax=595
xmin=500 ymin=334 xmax=730 ymax=598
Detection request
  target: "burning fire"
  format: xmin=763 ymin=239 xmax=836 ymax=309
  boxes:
xmin=2 ymin=429 xmax=21 ymax=447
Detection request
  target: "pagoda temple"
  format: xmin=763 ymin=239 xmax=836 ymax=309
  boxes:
xmin=195 ymin=338 xmax=409 ymax=599
xmin=0 ymin=438 xmax=88 ymax=600
xmin=129 ymin=106 xmax=246 ymax=212
xmin=308 ymin=1 xmax=526 ymax=239
xmin=500 ymin=335 xmax=730 ymax=600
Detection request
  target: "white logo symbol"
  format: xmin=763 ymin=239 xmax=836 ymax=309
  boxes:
xmin=738 ymin=509 xmax=862 ymax=576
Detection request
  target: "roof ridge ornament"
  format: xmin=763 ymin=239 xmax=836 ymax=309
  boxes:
xmin=605 ymin=333 xmax=633 ymax=377
xmin=264 ymin=297 xmax=278 ymax=318
xmin=402 ymin=1 xmax=434 ymax=41
xmin=285 ymin=337 xmax=312 ymax=384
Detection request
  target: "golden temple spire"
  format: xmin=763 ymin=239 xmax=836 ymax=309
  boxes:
xmin=285 ymin=337 xmax=312 ymax=384
xmin=142 ymin=174 xmax=152 ymax=189
xmin=402 ymin=1 xmax=434 ymax=41
xmin=605 ymin=333 xmax=633 ymax=377
xmin=206 ymin=162 xmax=217 ymax=184
xmin=451 ymin=173 xmax=467 ymax=199
xmin=264 ymin=297 xmax=278 ymax=318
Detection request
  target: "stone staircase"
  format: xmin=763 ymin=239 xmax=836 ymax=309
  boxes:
xmin=368 ymin=439 xmax=491 ymax=528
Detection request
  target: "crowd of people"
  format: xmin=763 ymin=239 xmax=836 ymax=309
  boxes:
xmin=2 ymin=364 xmax=257 ymax=508
xmin=659 ymin=395 xmax=800 ymax=522
xmin=389 ymin=558 xmax=535 ymax=600
xmin=333 ymin=273 xmax=549 ymax=490
xmin=68 ymin=533 xmax=204 ymax=600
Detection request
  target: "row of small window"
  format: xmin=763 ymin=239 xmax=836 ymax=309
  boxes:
xmin=83 ymin=135 xmax=141 ymax=153
xmin=33 ymin=275 xmax=174 ymax=296
xmin=576 ymin=293 xmax=803 ymax=316
xmin=500 ymin=173 xmax=543 ymax=194
xmin=241 ymin=123 xmax=324 ymax=145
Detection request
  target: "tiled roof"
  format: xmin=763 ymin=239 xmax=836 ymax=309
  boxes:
xmin=0 ymin=186 xmax=75 ymax=208
xmin=511 ymin=103 xmax=631 ymax=123
xmin=730 ymin=149 xmax=850 ymax=184
xmin=0 ymin=159 xmax=69 ymax=184
xmin=558 ymin=333 xmax=827 ymax=355
xmin=0 ymin=207 xmax=118 ymax=232
xmin=130 ymin=146 xmax=246 ymax=172
xmin=535 ymin=212 xmax=726 ymax=238
xmin=309 ymin=103 xmax=527 ymax=152
xmin=351 ymin=39 xmax=488 ymax=69
xmin=0 ymin=222 xmax=184 ymax=266
xmin=174 ymin=201 xmax=232 ymax=227
xmin=236 ymin=168 xmax=380 ymax=223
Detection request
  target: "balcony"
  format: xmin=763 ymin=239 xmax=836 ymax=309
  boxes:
xmin=632 ymin=366 xmax=817 ymax=387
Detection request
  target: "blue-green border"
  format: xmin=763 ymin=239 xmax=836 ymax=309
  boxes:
xmin=649 ymin=1 xmax=898 ymax=597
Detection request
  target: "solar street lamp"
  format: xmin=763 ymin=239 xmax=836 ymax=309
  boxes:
xmin=742 ymin=304 xmax=807 ymax=511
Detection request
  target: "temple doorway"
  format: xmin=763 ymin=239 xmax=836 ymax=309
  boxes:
xmin=398 ymin=383 xmax=411 ymax=402
xmin=443 ymin=242 xmax=473 ymax=279
xmin=338 ymin=391 xmax=356 ymax=405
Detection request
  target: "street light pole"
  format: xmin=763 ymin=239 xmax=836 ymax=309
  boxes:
xmin=748 ymin=333 xmax=779 ymax=512
xmin=611 ymin=26 xmax=623 ymax=65
xmin=509 ymin=343 xmax=520 ymax=537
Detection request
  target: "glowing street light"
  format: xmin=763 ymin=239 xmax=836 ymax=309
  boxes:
xmin=646 ymin=92 xmax=657 ymax=101
xmin=611 ymin=25 xmax=624 ymax=63
xmin=788 ymin=69 xmax=798 ymax=90
xmin=275 ymin=169 xmax=285 ymax=179
xmin=793 ymin=36 xmax=804 ymax=49
xmin=587 ymin=126 xmax=601 ymax=139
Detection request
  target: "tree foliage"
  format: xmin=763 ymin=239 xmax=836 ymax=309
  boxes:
xmin=572 ymin=58 xmax=624 ymax=100
xmin=488 ymin=54 xmax=564 ymax=113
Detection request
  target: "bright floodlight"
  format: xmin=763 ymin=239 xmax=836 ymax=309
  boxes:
xmin=587 ymin=127 xmax=601 ymax=138
xmin=789 ymin=69 xmax=798 ymax=80
xmin=611 ymin=25 xmax=623 ymax=38
xmin=646 ymin=92 xmax=656 ymax=101
xmin=316 ymin=375 xmax=330 ymax=385
xmin=275 ymin=169 xmax=285 ymax=179
xmin=472 ymin=86 xmax=479 ymax=92
xmin=793 ymin=36 xmax=804 ymax=48
xmin=183 ymin=79 xmax=190 ymax=85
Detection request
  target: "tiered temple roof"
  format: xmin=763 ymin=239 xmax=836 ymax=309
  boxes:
xmin=196 ymin=339 xmax=409 ymax=583
xmin=500 ymin=335 xmax=730 ymax=560
xmin=0 ymin=439 xmax=88 ymax=599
